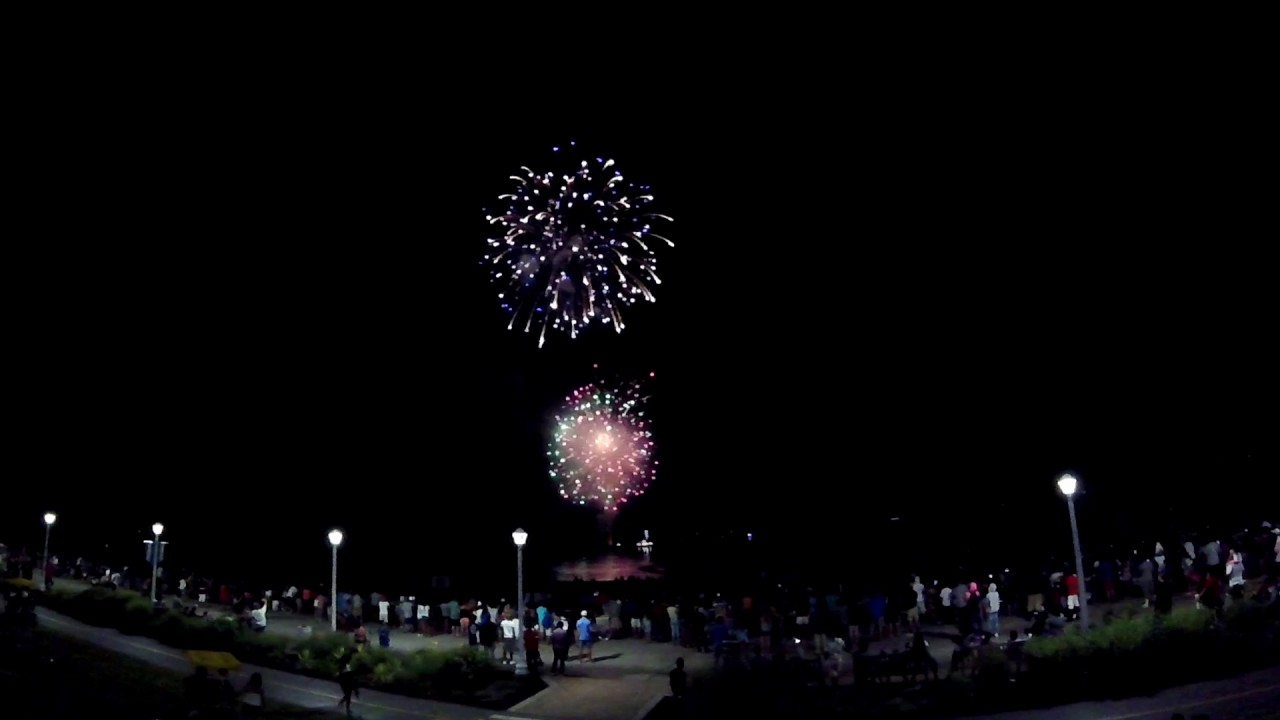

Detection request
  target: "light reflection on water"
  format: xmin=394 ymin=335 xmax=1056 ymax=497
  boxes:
xmin=553 ymin=554 xmax=664 ymax=582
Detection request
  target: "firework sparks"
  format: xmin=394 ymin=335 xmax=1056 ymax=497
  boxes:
xmin=548 ymin=378 xmax=656 ymax=512
xmin=484 ymin=142 xmax=674 ymax=347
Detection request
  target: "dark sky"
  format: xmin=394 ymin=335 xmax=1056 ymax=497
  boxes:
xmin=4 ymin=71 xmax=1275 ymax=592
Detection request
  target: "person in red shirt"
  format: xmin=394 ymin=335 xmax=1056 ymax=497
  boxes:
xmin=1064 ymin=574 xmax=1081 ymax=618
xmin=523 ymin=625 xmax=542 ymax=669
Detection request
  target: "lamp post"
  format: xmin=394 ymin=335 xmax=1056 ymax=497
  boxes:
xmin=150 ymin=523 xmax=164 ymax=603
xmin=512 ymin=528 xmax=528 ymax=677
xmin=1057 ymin=474 xmax=1089 ymax=631
xmin=328 ymin=529 xmax=344 ymax=631
xmin=42 ymin=513 xmax=56 ymax=587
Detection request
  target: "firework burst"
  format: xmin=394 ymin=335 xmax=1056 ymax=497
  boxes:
xmin=484 ymin=143 xmax=674 ymax=347
xmin=548 ymin=377 xmax=656 ymax=512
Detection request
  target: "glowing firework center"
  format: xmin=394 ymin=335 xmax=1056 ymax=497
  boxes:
xmin=549 ymin=382 xmax=655 ymax=512
xmin=484 ymin=144 xmax=674 ymax=347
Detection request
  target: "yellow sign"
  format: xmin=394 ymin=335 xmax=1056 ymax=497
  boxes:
xmin=185 ymin=650 xmax=241 ymax=671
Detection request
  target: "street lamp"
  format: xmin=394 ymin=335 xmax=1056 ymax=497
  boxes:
xmin=42 ymin=513 xmax=56 ymax=588
xmin=512 ymin=528 xmax=528 ymax=677
xmin=150 ymin=523 xmax=165 ymax=603
xmin=1057 ymin=474 xmax=1089 ymax=631
xmin=328 ymin=529 xmax=344 ymax=631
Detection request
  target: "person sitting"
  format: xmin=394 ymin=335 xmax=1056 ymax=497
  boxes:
xmin=908 ymin=629 xmax=939 ymax=681
xmin=1004 ymin=629 xmax=1027 ymax=674
xmin=1028 ymin=606 xmax=1049 ymax=636
xmin=182 ymin=666 xmax=217 ymax=717
xmin=239 ymin=672 xmax=266 ymax=718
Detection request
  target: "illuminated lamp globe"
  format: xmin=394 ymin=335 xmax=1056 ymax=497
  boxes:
xmin=1057 ymin=474 xmax=1078 ymax=497
xmin=512 ymin=528 xmax=528 ymax=547
xmin=328 ymin=529 xmax=344 ymax=547
xmin=152 ymin=522 xmax=164 ymax=536
xmin=44 ymin=512 xmax=57 ymax=526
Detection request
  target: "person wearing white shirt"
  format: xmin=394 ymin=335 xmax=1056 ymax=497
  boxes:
xmin=500 ymin=614 xmax=521 ymax=665
xmin=250 ymin=602 xmax=268 ymax=632
xmin=1226 ymin=549 xmax=1246 ymax=593
xmin=985 ymin=583 xmax=1002 ymax=636
xmin=378 ymin=599 xmax=390 ymax=624
xmin=416 ymin=598 xmax=430 ymax=634
xmin=908 ymin=577 xmax=925 ymax=629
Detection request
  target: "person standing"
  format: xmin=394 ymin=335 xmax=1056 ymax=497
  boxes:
xmin=985 ymin=583 xmax=1002 ymax=637
xmin=550 ymin=621 xmax=571 ymax=674
xmin=1064 ymin=573 xmax=1080 ymax=618
xmin=576 ymin=610 xmax=594 ymax=662
xmin=500 ymin=611 xmax=520 ymax=665
xmin=337 ymin=655 xmax=359 ymax=716
xmin=669 ymin=657 xmax=687 ymax=698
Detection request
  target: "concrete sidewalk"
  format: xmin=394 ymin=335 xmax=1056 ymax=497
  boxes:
xmin=987 ymin=664 xmax=1280 ymax=720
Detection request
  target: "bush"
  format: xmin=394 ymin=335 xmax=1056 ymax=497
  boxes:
xmin=1023 ymin=602 xmax=1279 ymax=701
xmin=32 ymin=586 xmax=505 ymax=703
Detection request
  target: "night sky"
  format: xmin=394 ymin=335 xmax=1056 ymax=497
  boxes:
xmin=5 ymin=81 xmax=1275 ymax=595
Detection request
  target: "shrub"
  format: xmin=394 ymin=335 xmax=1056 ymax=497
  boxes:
xmin=1023 ymin=602 xmax=1278 ymax=701
xmin=295 ymin=633 xmax=351 ymax=676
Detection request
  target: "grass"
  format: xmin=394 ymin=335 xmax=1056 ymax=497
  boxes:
xmin=0 ymin=626 xmax=326 ymax=719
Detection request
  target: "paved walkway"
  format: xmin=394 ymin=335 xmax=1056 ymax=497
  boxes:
xmin=989 ymin=664 xmax=1280 ymax=720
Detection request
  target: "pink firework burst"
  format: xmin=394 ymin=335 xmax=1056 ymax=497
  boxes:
xmin=548 ymin=379 xmax=656 ymax=512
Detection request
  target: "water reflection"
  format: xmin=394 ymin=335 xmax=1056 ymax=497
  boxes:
xmin=553 ymin=554 xmax=665 ymax=582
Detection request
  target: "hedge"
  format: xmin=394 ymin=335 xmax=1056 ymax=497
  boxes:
xmin=1020 ymin=601 xmax=1280 ymax=700
xmin=35 ymin=586 xmax=516 ymax=705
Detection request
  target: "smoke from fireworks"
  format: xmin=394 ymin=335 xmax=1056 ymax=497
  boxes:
xmin=548 ymin=376 xmax=656 ymax=512
xmin=484 ymin=142 xmax=674 ymax=347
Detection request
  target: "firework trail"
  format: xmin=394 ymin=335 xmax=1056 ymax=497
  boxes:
xmin=548 ymin=375 xmax=656 ymax=512
xmin=484 ymin=142 xmax=674 ymax=347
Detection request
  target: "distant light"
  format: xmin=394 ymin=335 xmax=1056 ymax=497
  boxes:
xmin=44 ymin=512 xmax=57 ymax=526
xmin=512 ymin=528 xmax=528 ymax=547
xmin=889 ymin=517 xmax=901 ymax=521
xmin=328 ymin=529 xmax=344 ymax=547
xmin=1057 ymin=474 xmax=1079 ymax=496
xmin=152 ymin=523 xmax=165 ymax=536
xmin=747 ymin=533 xmax=753 ymax=541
